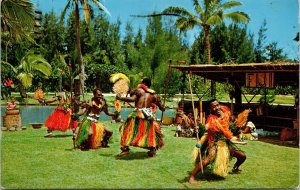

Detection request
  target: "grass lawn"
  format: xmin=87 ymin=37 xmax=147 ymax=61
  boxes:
xmin=1 ymin=122 xmax=299 ymax=189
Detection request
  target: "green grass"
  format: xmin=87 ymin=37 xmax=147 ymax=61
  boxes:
xmin=1 ymin=122 xmax=299 ymax=189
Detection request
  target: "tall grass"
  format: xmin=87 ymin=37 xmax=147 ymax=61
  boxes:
xmin=1 ymin=122 xmax=299 ymax=189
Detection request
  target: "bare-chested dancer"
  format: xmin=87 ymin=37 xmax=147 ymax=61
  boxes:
xmin=116 ymin=78 xmax=165 ymax=157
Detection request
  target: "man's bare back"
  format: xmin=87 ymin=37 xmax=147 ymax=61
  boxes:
xmin=133 ymin=88 xmax=157 ymax=108
xmin=116 ymin=78 xmax=165 ymax=112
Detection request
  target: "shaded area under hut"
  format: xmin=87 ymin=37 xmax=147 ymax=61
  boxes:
xmin=171 ymin=62 xmax=299 ymax=144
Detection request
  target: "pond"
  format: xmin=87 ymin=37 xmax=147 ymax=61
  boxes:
xmin=1 ymin=105 xmax=176 ymax=127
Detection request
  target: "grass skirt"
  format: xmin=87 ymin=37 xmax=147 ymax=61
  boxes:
xmin=192 ymin=139 xmax=230 ymax=178
xmin=45 ymin=106 xmax=71 ymax=132
xmin=120 ymin=110 xmax=164 ymax=149
xmin=212 ymin=140 xmax=229 ymax=177
xmin=75 ymin=119 xmax=105 ymax=149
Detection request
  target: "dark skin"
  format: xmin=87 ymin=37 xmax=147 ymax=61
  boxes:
xmin=76 ymin=89 xmax=116 ymax=147
xmin=77 ymin=89 xmax=115 ymax=117
xmin=116 ymin=82 xmax=165 ymax=156
xmin=188 ymin=100 xmax=246 ymax=184
xmin=116 ymin=86 xmax=165 ymax=111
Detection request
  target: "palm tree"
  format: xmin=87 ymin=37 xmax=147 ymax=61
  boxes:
xmin=2 ymin=51 xmax=52 ymax=98
xmin=1 ymin=0 xmax=35 ymax=42
xmin=155 ymin=0 xmax=250 ymax=96
xmin=60 ymin=0 xmax=110 ymax=99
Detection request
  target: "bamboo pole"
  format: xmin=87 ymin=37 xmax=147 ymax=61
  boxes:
xmin=187 ymin=73 xmax=203 ymax=174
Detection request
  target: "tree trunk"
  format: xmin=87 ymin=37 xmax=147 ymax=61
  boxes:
xmin=203 ymin=25 xmax=211 ymax=65
xmin=18 ymin=83 xmax=27 ymax=98
xmin=203 ymin=25 xmax=216 ymax=97
xmin=75 ymin=3 xmax=85 ymax=100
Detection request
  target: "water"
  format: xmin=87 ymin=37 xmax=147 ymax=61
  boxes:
xmin=1 ymin=105 xmax=175 ymax=126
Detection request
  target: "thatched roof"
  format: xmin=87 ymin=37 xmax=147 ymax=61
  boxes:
xmin=171 ymin=62 xmax=299 ymax=87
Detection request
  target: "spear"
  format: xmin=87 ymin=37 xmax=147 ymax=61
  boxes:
xmin=187 ymin=71 xmax=203 ymax=174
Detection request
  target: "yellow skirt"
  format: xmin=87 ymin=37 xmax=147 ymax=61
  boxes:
xmin=213 ymin=140 xmax=230 ymax=177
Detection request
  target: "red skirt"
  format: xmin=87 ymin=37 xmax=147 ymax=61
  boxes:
xmin=45 ymin=106 xmax=71 ymax=132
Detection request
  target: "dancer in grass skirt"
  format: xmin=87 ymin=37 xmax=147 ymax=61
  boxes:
xmin=73 ymin=88 xmax=118 ymax=150
xmin=116 ymin=78 xmax=165 ymax=157
xmin=188 ymin=99 xmax=246 ymax=184
xmin=39 ymin=89 xmax=77 ymax=137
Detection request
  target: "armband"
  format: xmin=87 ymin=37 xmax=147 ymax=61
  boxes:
xmin=196 ymin=142 xmax=202 ymax=149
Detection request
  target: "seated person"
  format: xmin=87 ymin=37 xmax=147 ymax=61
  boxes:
xmin=230 ymin=109 xmax=255 ymax=142
xmin=175 ymin=100 xmax=184 ymax=124
xmin=182 ymin=112 xmax=195 ymax=129
xmin=175 ymin=112 xmax=196 ymax=137
xmin=240 ymin=121 xmax=258 ymax=140
xmin=7 ymin=97 xmax=17 ymax=110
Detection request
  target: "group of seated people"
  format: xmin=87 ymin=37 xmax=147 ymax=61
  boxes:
xmin=174 ymin=101 xmax=198 ymax=138
xmin=174 ymin=100 xmax=258 ymax=141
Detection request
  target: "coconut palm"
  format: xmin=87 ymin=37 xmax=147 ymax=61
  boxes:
xmin=1 ymin=0 xmax=35 ymax=42
xmin=148 ymin=0 xmax=249 ymax=96
xmin=60 ymin=0 xmax=110 ymax=99
xmin=161 ymin=0 xmax=249 ymax=65
xmin=2 ymin=51 xmax=52 ymax=97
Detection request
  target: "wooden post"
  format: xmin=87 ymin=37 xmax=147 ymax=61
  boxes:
xmin=161 ymin=60 xmax=172 ymax=123
xmin=199 ymin=99 xmax=203 ymax=124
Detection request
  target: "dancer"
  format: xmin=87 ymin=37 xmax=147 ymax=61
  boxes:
xmin=41 ymin=89 xmax=75 ymax=137
xmin=116 ymin=78 xmax=165 ymax=157
xmin=188 ymin=99 xmax=246 ymax=184
xmin=73 ymin=88 xmax=118 ymax=150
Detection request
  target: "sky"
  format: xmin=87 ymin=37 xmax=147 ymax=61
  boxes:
xmin=34 ymin=0 xmax=299 ymax=60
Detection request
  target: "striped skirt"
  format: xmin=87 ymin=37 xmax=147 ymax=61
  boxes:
xmin=120 ymin=110 xmax=164 ymax=149
xmin=75 ymin=119 xmax=105 ymax=149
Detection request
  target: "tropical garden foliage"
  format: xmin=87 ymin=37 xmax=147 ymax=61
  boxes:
xmin=1 ymin=0 xmax=297 ymax=100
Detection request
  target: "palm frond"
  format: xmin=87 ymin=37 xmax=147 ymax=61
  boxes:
xmin=193 ymin=0 xmax=203 ymax=14
xmin=175 ymin=17 xmax=200 ymax=31
xmin=1 ymin=0 xmax=35 ymax=41
xmin=19 ymin=51 xmax=52 ymax=77
xmin=83 ymin=1 xmax=91 ymax=22
xmin=204 ymin=0 xmax=218 ymax=15
xmin=91 ymin=0 xmax=111 ymax=16
xmin=19 ymin=55 xmax=31 ymax=73
xmin=223 ymin=12 xmax=249 ymax=23
xmin=17 ymin=73 xmax=33 ymax=88
xmin=28 ymin=54 xmax=49 ymax=65
xmin=206 ymin=14 xmax=223 ymax=25
xmin=130 ymin=13 xmax=180 ymax=18
xmin=162 ymin=6 xmax=194 ymax=18
xmin=219 ymin=1 xmax=243 ymax=9
xmin=32 ymin=62 xmax=52 ymax=78
xmin=59 ymin=0 xmax=72 ymax=24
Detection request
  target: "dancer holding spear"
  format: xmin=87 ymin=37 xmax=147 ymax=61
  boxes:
xmin=187 ymin=75 xmax=246 ymax=185
xmin=186 ymin=71 xmax=205 ymax=179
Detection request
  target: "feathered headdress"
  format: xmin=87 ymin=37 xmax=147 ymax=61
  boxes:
xmin=109 ymin=73 xmax=130 ymax=112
